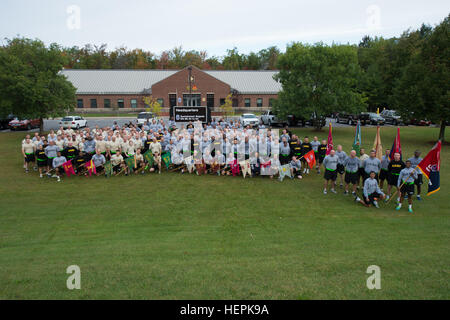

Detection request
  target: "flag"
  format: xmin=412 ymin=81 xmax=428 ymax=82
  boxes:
xmin=278 ymin=164 xmax=292 ymax=181
xmin=125 ymin=156 xmax=135 ymax=170
xmin=239 ymin=160 xmax=252 ymax=178
xmin=326 ymin=122 xmax=333 ymax=155
xmin=389 ymin=127 xmax=402 ymax=160
xmin=85 ymin=160 xmax=97 ymax=176
xmin=104 ymin=161 xmax=113 ymax=177
xmin=230 ymin=159 xmax=240 ymax=176
xmin=352 ymin=120 xmax=362 ymax=155
xmin=372 ymin=126 xmax=383 ymax=160
xmin=417 ymin=141 xmax=441 ymax=196
xmin=143 ymin=150 xmax=154 ymax=168
xmin=303 ymin=150 xmax=316 ymax=169
xmin=62 ymin=160 xmax=75 ymax=177
xmin=161 ymin=152 xmax=171 ymax=169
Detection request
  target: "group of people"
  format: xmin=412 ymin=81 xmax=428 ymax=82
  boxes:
xmin=321 ymin=147 xmax=423 ymax=213
xmin=20 ymin=118 xmax=423 ymax=212
xmin=21 ymin=119 xmax=319 ymax=182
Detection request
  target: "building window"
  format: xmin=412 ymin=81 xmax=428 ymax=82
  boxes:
xmin=232 ymin=98 xmax=238 ymax=108
xmin=77 ymin=99 xmax=84 ymax=108
xmin=117 ymin=99 xmax=124 ymax=108
xmin=207 ymin=94 xmax=215 ymax=108
xmin=269 ymin=98 xmax=275 ymax=107
xmin=219 ymin=98 xmax=225 ymax=106
xmin=157 ymin=98 xmax=164 ymax=107
xmin=257 ymin=98 xmax=263 ymax=107
xmin=169 ymin=94 xmax=177 ymax=107
xmin=131 ymin=99 xmax=137 ymax=108
xmin=90 ymin=99 xmax=97 ymax=108
xmin=245 ymin=98 xmax=251 ymax=107
xmin=104 ymin=99 xmax=111 ymax=108
xmin=183 ymin=94 xmax=200 ymax=106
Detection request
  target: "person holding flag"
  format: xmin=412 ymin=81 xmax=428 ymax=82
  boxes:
xmin=91 ymin=150 xmax=106 ymax=176
xmin=379 ymin=149 xmax=390 ymax=190
xmin=396 ymin=160 xmax=418 ymax=213
xmin=417 ymin=141 xmax=441 ymax=196
xmin=408 ymin=150 xmax=423 ymax=200
xmin=52 ymin=151 xmax=67 ymax=182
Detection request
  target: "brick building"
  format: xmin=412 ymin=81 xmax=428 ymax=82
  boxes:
xmin=61 ymin=66 xmax=281 ymax=116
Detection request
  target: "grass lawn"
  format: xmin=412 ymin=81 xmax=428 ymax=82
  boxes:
xmin=0 ymin=126 xmax=448 ymax=299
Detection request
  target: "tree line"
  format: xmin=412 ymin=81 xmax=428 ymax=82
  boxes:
xmin=61 ymin=45 xmax=281 ymax=71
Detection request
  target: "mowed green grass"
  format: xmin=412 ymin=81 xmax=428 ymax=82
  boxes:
xmin=0 ymin=126 xmax=448 ymax=299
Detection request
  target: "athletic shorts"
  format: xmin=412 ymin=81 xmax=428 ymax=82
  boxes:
xmin=47 ymin=157 xmax=55 ymax=167
xmin=280 ymin=155 xmax=290 ymax=165
xmin=25 ymin=154 xmax=35 ymax=163
xmin=363 ymin=192 xmax=382 ymax=205
xmin=358 ymin=167 xmax=365 ymax=179
xmin=324 ymin=169 xmax=337 ymax=181
xmin=319 ymin=155 xmax=325 ymax=164
xmin=388 ymin=173 xmax=400 ymax=186
xmin=415 ymin=174 xmax=423 ymax=186
xmin=337 ymin=163 xmax=345 ymax=175
xmin=37 ymin=159 xmax=47 ymax=168
xmin=113 ymin=164 xmax=121 ymax=173
xmin=56 ymin=167 xmax=65 ymax=175
xmin=292 ymin=168 xmax=302 ymax=176
xmin=379 ymin=169 xmax=388 ymax=180
xmin=400 ymin=183 xmax=415 ymax=196
xmin=345 ymin=171 xmax=358 ymax=184
xmin=96 ymin=165 xmax=104 ymax=173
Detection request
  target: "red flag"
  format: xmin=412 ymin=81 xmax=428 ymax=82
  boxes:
xmin=261 ymin=160 xmax=271 ymax=168
xmin=303 ymin=150 xmax=316 ymax=169
xmin=417 ymin=141 xmax=441 ymax=195
xmin=85 ymin=160 xmax=97 ymax=176
xmin=230 ymin=159 xmax=240 ymax=176
xmin=326 ymin=122 xmax=333 ymax=155
xmin=62 ymin=160 xmax=75 ymax=177
xmin=389 ymin=127 xmax=402 ymax=160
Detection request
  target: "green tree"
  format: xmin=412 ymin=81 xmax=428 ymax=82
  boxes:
xmin=274 ymin=43 xmax=366 ymax=129
xmin=143 ymin=96 xmax=162 ymax=117
xmin=0 ymin=37 xmax=76 ymax=133
xmin=219 ymin=94 xmax=234 ymax=120
xmin=393 ymin=15 xmax=450 ymax=141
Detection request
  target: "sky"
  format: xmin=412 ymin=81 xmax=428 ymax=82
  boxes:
xmin=0 ymin=0 xmax=448 ymax=57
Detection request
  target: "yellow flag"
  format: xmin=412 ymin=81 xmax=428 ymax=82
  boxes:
xmin=373 ymin=126 xmax=383 ymax=160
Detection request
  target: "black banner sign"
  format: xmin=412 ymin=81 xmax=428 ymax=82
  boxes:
xmin=174 ymin=106 xmax=207 ymax=123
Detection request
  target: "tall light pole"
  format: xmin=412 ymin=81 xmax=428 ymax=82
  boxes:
xmin=188 ymin=66 xmax=192 ymax=106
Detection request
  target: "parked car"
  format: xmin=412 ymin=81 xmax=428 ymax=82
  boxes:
xmin=59 ymin=116 xmax=87 ymax=129
xmin=336 ymin=112 xmax=370 ymax=125
xmin=286 ymin=114 xmax=326 ymax=127
xmin=137 ymin=112 xmax=155 ymax=127
xmin=8 ymin=117 xmax=40 ymax=131
xmin=0 ymin=114 xmax=15 ymax=130
xmin=240 ymin=113 xmax=259 ymax=127
xmin=380 ymin=110 xmax=403 ymax=125
xmin=407 ymin=118 xmax=432 ymax=126
xmin=261 ymin=110 xmax=288 ymax=126
xmin=365 ymin=112 xmax=385 ymax=125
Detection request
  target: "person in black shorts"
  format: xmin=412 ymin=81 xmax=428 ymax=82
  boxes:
xmin=35 ymin=144 xmax=48 ymax=178
xmin=385 ymin=152 xmax=405 ymax=202
xmin=317 ymin=139 xmax=327 ymax=174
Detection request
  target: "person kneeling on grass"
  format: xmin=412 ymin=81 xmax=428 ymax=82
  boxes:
xmin=52 ymin=151 xmax=67 ymax=182
xmin=92 ymin=150 xmax=106 ymax=176
xmin=355 ymin=171 xmax=386 ymax=208
xmin=396 ymin=160 xmax=418 ymax=213
xmin=289 ymin=156 xmax=303 ymax=180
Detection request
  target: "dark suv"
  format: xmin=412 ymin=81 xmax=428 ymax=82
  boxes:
xmin=0 ymin=114 xmax=15 ymax=130
xmin=336 ymin=112 xmax=370 ymax=125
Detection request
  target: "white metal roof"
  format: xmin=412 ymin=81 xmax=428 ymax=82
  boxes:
xmin=60 ymin=69 xmax=281 ymax=95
